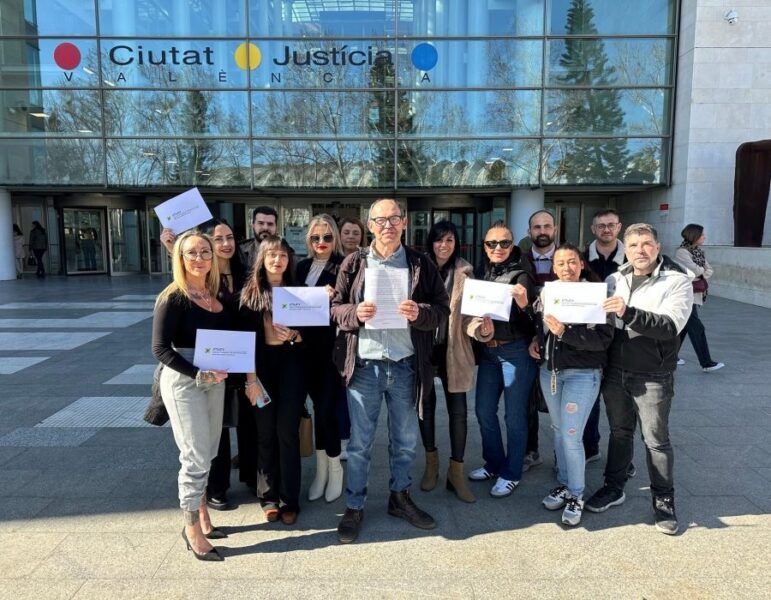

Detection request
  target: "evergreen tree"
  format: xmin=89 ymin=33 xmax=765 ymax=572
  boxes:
xmin=553 ymin=0 xmax=629 ymax=183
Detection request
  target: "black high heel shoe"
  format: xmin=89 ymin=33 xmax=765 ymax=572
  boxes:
xmin=181 ymin=528 xmax=224 ymax=562
xmin=204 ymin=527 xmax=228 ymax=540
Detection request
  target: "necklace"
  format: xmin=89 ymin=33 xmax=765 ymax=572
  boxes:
xmin=189 ymin=288 xmax=212 ymax=311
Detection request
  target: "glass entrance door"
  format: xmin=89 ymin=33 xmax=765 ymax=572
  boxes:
xmin=109 ymin=208 xmax=143 ymax=273
xmin=62 ymin=208 xmax=107 ymax=275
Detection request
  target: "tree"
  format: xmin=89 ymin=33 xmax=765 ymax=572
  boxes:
xmin=550 ymin=0 xmax=629 ymax=183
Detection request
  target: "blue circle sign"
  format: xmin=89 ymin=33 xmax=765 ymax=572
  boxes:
xmin=411 ymin=43 xmax=438 ymax=71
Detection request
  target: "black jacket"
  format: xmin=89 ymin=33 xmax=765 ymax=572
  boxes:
xmin=538 ymin=318 xmax=614 ymax=372
xmin=296 ymin=252 xmax=344 ymax=352
xmin=480 ymin=250 xmax=537 ymax=342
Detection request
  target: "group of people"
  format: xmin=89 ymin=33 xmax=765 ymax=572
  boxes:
xmin=12 ymin=221 xmax=48 ymax=279
xmin=152 ymin=198 xmax=723 ymax=561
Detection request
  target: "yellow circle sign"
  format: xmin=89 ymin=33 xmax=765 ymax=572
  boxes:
xmin=234 ymin=43 xmax=261 ymax=70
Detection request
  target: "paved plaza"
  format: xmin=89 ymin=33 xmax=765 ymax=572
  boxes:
xmin=0 ymin=275 xmax=769 ymax=599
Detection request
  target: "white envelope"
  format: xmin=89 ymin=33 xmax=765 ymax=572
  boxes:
xmin=460 ymin=278 xmax=513 ymax=322
xmin=543 ymin=281 xmax=608 ymax=324
xmin=272 ymin=286 xmax=330 ymax=327
xmin=154 ymin=188 xmax=213 ymax=235
xmin=193 ymin=329 xmax=255 ymax=373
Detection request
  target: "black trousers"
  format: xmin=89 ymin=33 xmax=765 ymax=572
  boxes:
xmin=254 ymin=344 xmax=306 ymax=512
xmin=419 ymin=350 xmax=468 ymax=462
xmin=305 ymin=354 xmax=343 ymax=457
xmin=207 ymin=428 xmax=231 ymax=498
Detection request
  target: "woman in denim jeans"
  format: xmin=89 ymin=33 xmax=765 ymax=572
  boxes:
xmin=467 ymin=222 xmax=537 ymax=498
xmin=528 ymin=244 xmax=614 ymax=526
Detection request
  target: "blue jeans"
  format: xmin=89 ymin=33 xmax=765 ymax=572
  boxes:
xmin=474 ymin=339 xmax=537 ymax=481
xmin=345 ymin=357 xmax=418 ymax=510
xmin=540 ymin=368 xmax=601 ymax=498
xmin=679 ymin=304 xmax=714 ymax=367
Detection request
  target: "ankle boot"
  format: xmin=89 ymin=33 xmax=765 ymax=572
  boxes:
xmin=308 ymin=449 xmax=329 ymax=501
xmin=421 ymin=449 xmax=439 ymax=491
xmin=325 ymin=455 xmax=344 ymax=502
xmin=446 ymin=459 xmax=476 ymax=503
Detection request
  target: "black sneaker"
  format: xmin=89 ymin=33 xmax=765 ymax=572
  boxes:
xmin=387 ymin=490 xmax=437 ymax=530
xmin=337 ymin=508 xmax=363 ymax=544
xmin=653 ymin=495 xmax=679 ymax=535
xmin=585 ymin=485 xmax=626 ymax=513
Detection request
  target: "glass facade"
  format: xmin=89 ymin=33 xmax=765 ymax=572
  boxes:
xmin=0 ymin=0 xmax=677 ymax=189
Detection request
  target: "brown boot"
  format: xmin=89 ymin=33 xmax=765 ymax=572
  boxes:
xmin=420 ymin=449 xmax=439 ymax=491
xmin=446 ymin=459 xmax=476 ymax=503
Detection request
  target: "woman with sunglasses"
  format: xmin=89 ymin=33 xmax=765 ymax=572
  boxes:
xmin=152 ymin=231 xmax=229 ymax=561
xmin=296 ymin=215 xmax=346 ymax=503
xmin=419 ymin=221 xmax=477 ymax=502
xmin=528 ymin=244 xmax=613 ymax=526
xmin=240 ymin=236 xmax=306 ymax=525
xmin=467 ymin=221 xmax=538 ymax=498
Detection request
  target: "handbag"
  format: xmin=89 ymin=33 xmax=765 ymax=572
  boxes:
xmin=692 ymin=276 xmax=708 ymax=294
xmin=531 ymin=374 xmax=549 ymax=414
xmin=143 ymin=363 xmax=169 ymax=426
xmin=299 ymin=408 xmax=314 ymax=458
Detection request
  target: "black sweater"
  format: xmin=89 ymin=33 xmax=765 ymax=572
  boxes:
xmin=152 ymin=291 xmax=232 ymax=379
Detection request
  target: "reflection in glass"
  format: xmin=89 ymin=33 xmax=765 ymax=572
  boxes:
xmin=106 ymin=139 xmax=251 ymax=187
xmin=251 ymin=91 xmax=389 ymax=137
xmin=543 ymin=138 xmax=664 ymax=185
xmin=404 ymin=90 xmax=540 ymax=137
xmin=62 ymin=208 xmax=106 ymax=274
xmin=99 ymin=0 xmax=244 ymax=36
xmin=104 ymin=90 xmax=249 ymax=136
xmin=249 ymin=0 xmax=395 ymax=37
xmin=548 ymin=39 xmax=673 ymax=86
xmin=398 ymin=0 xmax=544 ymax=36
xmin=0 ymin=0 xmax=96 ymax=36
xmin=549 ymin=0 xmax=675 ymax=35
xmin=546 ymin=89 xmax=668 ymax=136
xmin=110 ymin=209 xmax=143 ymax=273
xmin=397 ymin=139 xmax=540 ymax=187
xmin=99 ymin=40 xmax=249 ymax=89
xmin=1 ymin=89 xmax=101 ymax=136
xmin=0 ymin=138 xmax=104 ymax=185
xmin=253 ymin=140 xmax=393 ymax=188
xmin=398 ymin=40 xmax=542 ymax=88
xmin=0 ymin=40 xmax=100 ymax=88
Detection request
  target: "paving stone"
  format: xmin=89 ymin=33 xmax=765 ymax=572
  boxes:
xmin=0 ymin=428 xmax=99 ymax=447
xmin=0 ymin=357 xmax=50 ymax=374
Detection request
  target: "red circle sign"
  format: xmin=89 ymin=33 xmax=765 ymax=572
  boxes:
xmin=54 ymin=43 xmax=81 ymax=70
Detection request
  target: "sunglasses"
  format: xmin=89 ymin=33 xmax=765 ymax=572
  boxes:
xmin=310 ymin=234 xmax=335 ymax=244
xmin=484 ymin=239 xmax=514 ymax=250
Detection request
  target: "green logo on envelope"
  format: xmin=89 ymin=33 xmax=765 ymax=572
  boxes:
xmin=205 ymin=347 xmax=211 ymax=353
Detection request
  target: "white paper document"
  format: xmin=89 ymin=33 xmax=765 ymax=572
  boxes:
xmin=460 ymin=278 xmax=513 ymax=322
xmin=272 ymin=286 xmax=330 ymax=327
xmin=543 ymin=281 xmax=608 ymax=324
xmin=153 ymin=188 xmax=213 ymax=235
xmin=364 ymin=268 xmax=409 ymax=329
xmin=193 ymin=329 xmax=255 ymax=373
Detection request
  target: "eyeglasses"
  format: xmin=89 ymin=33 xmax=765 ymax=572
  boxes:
xmin=369 ymin=215 xmax=403 ymax=227
xmin=310 ymin=234 xmax=335 ymax=244
xmin=182 ymin=250 xmax=213 ymax=260
xmin=484 ymin=239 xmax=514 ymax=250
xmin=594 ymin=223 xmax=620 ymax=230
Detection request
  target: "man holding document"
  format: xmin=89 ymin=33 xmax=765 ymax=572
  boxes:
xmin=331 ymin=199 xmax=449 ymax=543
xmin=585 ymin=223 xmax=692 ymax=535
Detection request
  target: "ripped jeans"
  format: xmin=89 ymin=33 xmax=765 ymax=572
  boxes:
xmin=540 ymin=368 xmax=601 ymax=498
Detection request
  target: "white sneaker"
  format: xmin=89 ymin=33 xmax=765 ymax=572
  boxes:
xmin=702 ymin=362 xmax=725 ymax=373
xmin=676 ymin=358 xmax=686 ymax=366
xmin=542 ymin=484 xmax=569 ymax=510
xmin=490 ymin=477 xmax=519 ymax=498
xmin=562 ymin=496 xmax=584 ymax=526
xmin=468 ymin=467 xmax=497 ymax=481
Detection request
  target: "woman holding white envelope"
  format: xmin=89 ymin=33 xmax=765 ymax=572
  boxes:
xmin=296 ymin=214 xmax=346 ymax=503
xmin=528 ymin=243 xmax=614 ymax=527
xmin=467 ymin=221 xmax=538 ymax=498
xmin=240 ymin=236 xmax=306 ymax=526
xmin=152 ymin=230 xmax=230 ymax=561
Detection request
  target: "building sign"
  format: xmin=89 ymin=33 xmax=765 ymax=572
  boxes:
xmin=50 ymin=40 xmax=437 ymax=89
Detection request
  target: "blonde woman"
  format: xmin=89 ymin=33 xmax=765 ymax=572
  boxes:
xmin=296 ymin=215 xmax=346 ymax=503
xmin=152 ymin=231 xmax=230 ymax=561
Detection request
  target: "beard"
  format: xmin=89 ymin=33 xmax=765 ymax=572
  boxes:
xmin=532 ymin=234 xmax=554 ymax=248
xmin=257 ymin=230 xmax=272 ymax=240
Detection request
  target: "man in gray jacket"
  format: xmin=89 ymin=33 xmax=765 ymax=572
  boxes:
xmin=585 ymin=223 xmax=693 ymax=535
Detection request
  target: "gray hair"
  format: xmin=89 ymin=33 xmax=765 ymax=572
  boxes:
xmin=623 ymin=223 xmax=659 ymax=242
